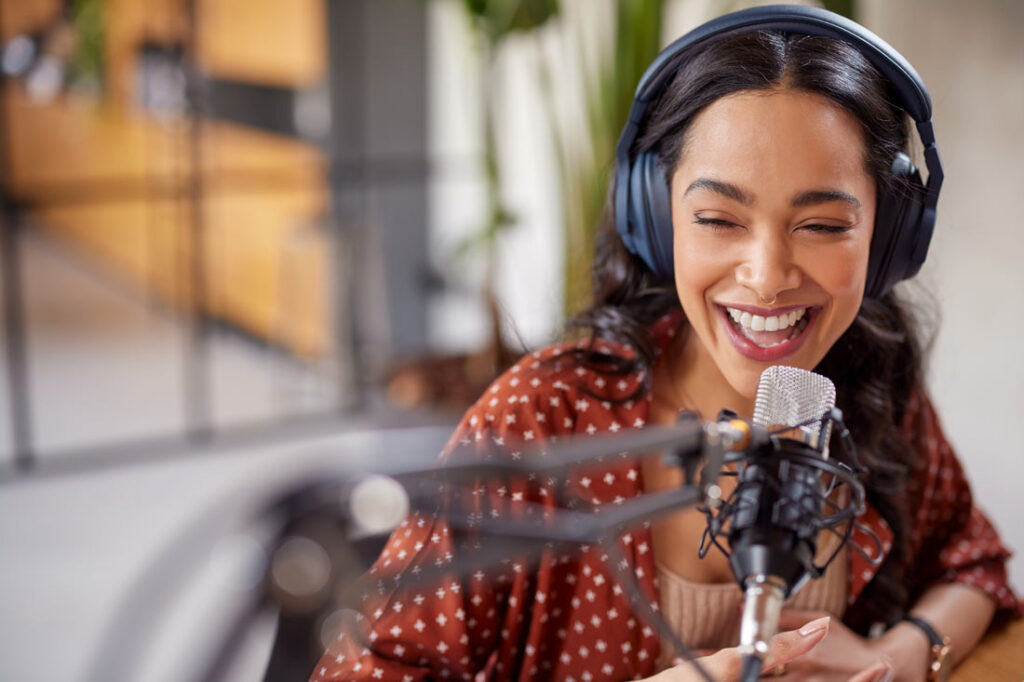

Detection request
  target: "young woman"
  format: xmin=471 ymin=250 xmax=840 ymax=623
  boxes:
xmin=311 ymin=7 xmax=1019 ymax=681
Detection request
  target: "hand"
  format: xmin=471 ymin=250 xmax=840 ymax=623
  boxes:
xmin=766 ymin=609 xmax=902 ymax=681
xmin=647 ymin=616 xmax=890 ymax=682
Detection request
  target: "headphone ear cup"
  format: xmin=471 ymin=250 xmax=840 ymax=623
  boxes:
xmin=627 ymin=150 xmax=675 ymax=280
xmin=866 ymin=152 xmax=928 ymax=298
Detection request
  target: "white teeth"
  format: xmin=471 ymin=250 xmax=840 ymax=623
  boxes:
xmin=725 ymin=306 xmax=808 ymax=333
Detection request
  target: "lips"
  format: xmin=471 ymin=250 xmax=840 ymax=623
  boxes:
xmin=716 ymin=303 xmax=817 ymax=362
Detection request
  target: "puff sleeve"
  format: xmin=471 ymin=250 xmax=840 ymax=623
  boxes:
xmin=901 ymin=389 xmax=1021 ymax=615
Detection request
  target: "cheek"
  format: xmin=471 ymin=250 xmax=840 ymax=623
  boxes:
xmin=802 ymin=240 xmax=871 ymax=321
xmin=672 ymin=234 xmax=729 ymax=306
xmin=820 ymin=256 xmax=867 ymax=296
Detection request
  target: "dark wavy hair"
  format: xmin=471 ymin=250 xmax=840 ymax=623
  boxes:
xmin=567 ymin=31 xmax=933 ymax=632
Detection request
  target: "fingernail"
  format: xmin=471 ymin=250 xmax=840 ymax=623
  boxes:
xmin=865 ymin=661 xmax=894 ymax=682
xmin=798 ymin=616 xmax=831 ymax=637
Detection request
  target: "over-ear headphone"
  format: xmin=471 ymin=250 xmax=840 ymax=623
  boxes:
xmin=613 ymin=4 xmax=943 ymax=299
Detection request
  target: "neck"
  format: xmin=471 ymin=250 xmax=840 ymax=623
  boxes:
xmin=661 ymin=330 xmax=754 ymax=420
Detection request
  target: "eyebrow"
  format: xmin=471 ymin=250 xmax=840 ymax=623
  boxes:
xmin=683 ymin=178 xmax=754 ymax=205
xmin=790 ymin=189 xmax=861 ymax=209
xmin=683 ymin=177 xmax=861 ymax=210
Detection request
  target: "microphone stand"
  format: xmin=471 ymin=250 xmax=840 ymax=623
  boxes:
xmin=85 ymin=419 xmax=736 ymax=682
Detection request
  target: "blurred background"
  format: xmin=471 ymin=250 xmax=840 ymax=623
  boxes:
xmin=0 ymin=0 xmax=1021 ymax=680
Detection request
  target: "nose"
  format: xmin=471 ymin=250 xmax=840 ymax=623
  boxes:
xmin=734 ymin=232 xmax=802 ymax=302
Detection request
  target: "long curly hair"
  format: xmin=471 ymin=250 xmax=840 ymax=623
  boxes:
xmin=567 ymin=30 xmax=934 ymax=631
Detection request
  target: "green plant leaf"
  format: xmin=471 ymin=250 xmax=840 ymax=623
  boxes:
xmin=460 ymin=0 xmax=558 ymax=42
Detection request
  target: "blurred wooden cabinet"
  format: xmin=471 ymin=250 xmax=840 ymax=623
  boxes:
xmin=1 ymin=0 xmax=332 ymax=359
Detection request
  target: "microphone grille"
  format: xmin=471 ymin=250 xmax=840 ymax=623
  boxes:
xmin=752 ymin=366 xmax=836 ymax=451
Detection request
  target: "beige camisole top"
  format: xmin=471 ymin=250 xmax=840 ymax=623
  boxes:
xmin=656 ymin=545 xmax=847 ymax=666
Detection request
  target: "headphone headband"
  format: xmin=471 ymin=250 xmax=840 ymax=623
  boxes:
xmin=632 ymin=5 xmax=932 ymax=122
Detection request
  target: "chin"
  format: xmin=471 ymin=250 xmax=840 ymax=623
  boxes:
xmin=725 ymin=366 xmax=767 ymax=402
xmin=724 ymin=354 xmax=821 ymax=403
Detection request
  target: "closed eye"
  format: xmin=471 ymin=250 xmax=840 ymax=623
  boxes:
xmin=693 ymin=216 xmax=741 ymax=230
xmin=800 ymin=223 xmax=852 ymax=234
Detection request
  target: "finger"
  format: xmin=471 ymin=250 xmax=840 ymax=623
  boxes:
xmin=761 ymin=616 xmax=831 ymax=670
xmin=846 ymin=659 xmax=894 ymax=682
xmin=691 ymin=616 xmax=831 ymax=680
xmin=664 ymin=649 xmax=716 ymax=667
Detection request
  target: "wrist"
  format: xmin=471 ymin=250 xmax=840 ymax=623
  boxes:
xmin=877 ymin=622 xmax=931 ymax=682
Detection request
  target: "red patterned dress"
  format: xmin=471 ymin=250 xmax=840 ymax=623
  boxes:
xmin=311 ymin=316 xmax=1020 ymax=681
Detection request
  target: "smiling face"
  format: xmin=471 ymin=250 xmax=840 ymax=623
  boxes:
xmin=670 ymin=88 xmax=875 ymax=403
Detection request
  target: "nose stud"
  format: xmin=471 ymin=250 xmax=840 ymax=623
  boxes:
xmin=758 ymin=293 xmax=778 ymax=306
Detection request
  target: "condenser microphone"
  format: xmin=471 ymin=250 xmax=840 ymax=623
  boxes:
xmin=732 ymin=366 xmax=836 ymax=680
